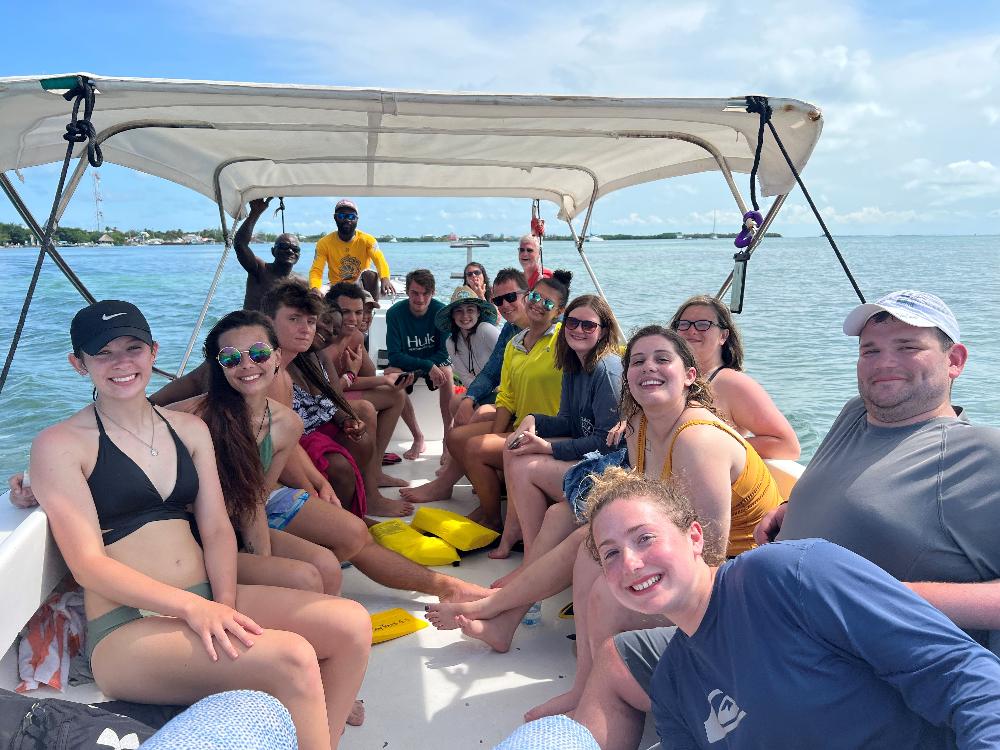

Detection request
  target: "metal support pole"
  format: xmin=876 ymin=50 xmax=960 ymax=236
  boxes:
xmin=715 ymin=193 xmax=787 ymax=300
xmin=174 ymin=201 xmax=233 ymax=377
xmin=564 ymin=219 xmax=608 ymax=300
xmin=1 ymin=172 xmax=95 ymax=304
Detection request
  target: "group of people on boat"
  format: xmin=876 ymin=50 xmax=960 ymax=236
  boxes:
xmin=8 ymin=197 xmax=1000 ymax=749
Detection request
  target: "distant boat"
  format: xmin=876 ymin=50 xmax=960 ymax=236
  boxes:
xmin=587 ymin=235 xmax=605 ymax=242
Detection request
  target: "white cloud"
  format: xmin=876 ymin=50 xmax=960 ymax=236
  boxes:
xmin=610 ymin=212 xmax=665 ymax=226
xmin=903 ymin=160 xmax=1000 ymax=203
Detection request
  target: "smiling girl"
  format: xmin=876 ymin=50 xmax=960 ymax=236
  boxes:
xmin=582 ymin=467 xmax=1000 ymax=749
xmin=29 ymin=301 xmax=370 ymax=750
xmin=500 ymin=294 xmax=623 ymax=559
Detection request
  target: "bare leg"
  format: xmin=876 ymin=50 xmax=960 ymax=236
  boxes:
xmin=399 ymin=420 xmax=491 ymax=503
xmin=352 ymin=387 xmax=405 ymax=467
xmin=284 ymin=497 xmax=490 ymax=602
xmin=438 ymin=366 xmax=455 ymax=447
xmin=351 ymin=538 xmax=491 ymax=602
xmin=400 ymin=396 xmax=425 ymax=460
xmin=491 ymin=501 xmax=578 ymax=588
xmin=92 ymin=585 xmax=372 ymax=750
xmin=488 ymin=489 xmax=522 ymax=560
xmin=322 ymin=453 xmax=357 ymax=512
xmin=236 ymin=551 xmax=324 ymax=593
xmin=522 ymin=542 xmax=605 ymax=720
xmin=504 ymin=452 xmax=575 ymax=555
xmin=463 ymin=432 xmax=508 ymax=529
xmin=570 ymin=636 xmax=651 ymax=750
xmin=337 ymin=400 xmax=413 ymax=516
xmin=270 ymin=528 xmax=343 ymax=596
xmin=426 ymin=523 xmax=585 ymax=652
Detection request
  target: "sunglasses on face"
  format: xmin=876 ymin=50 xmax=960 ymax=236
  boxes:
xmin=216 ymin=342 xmax=273 ymax=369
xmin=492 ymin=291 xmax=522 ymax=306
xmin=673 ymin=319 xmax=725 ymax=332
xmin=273 ymin=241 xmax=298 ymax=251
xmin=565 ymin=315 xmax=603 ymax=333
xmin=465 ymin=268 xmax=483 ymax=277
xmin=526 ymin=290 xmax=557 ymax=311
xmin=334 ymin=212 xmax=358 ymax=221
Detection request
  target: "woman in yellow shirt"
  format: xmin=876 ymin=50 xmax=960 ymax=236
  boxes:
xmin=461 ymin=270 xmax=572 ymax=533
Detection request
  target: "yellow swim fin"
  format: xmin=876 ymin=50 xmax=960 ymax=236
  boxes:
xmin=369 ymin=519 xmax=460 ymax=566
xmin=409 ymin=506 xmax=500 ymax=551
xmin=371 ymin=608 xmax=429 ymax=644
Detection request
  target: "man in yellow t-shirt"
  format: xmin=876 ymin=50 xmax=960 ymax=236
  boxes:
xmin=309 ymin=199 xmax=397 ymax=298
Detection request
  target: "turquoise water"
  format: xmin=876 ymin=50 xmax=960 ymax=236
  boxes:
xmin=2 ymin=235 xmax=998 ymax=478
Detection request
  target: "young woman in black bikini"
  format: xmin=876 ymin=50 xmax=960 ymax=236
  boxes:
xmin=29 ymin=300 xmax=370 ymax=750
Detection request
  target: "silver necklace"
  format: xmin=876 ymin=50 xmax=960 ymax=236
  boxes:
xmin=96 ymin=402 xmax=158 ymax=456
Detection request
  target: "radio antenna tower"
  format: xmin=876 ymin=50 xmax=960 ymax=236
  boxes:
xmin=93 ymin=172 xmax=104 ymax=234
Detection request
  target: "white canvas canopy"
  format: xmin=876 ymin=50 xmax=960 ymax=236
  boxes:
xmin=0 ymin=74 xmax=822 ymax=221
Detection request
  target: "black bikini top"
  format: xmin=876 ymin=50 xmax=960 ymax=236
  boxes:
xmin=87 ymin=405 xmax=200 ymax=545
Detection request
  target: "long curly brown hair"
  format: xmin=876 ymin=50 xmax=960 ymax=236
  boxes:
xmin=618 ymin=325 xmax=716 ymax=428
xmin=197 ymin=310 xmax=278 ymax=531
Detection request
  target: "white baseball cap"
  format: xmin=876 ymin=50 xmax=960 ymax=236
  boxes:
xmin=842 ymin=290 xmax=960 ymax=343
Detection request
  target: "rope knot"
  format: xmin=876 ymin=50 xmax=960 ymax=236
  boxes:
xmin=60 ymin=76 xmax=103 ymax=167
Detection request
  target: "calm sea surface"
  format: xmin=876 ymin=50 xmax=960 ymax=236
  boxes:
xmin=2 ymin=235 xmax=998 ymax=478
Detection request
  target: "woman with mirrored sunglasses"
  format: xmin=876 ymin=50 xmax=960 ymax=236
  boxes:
xmin=29 ymin=301 xmax=370 ymax=750
xmin=168 ymin=312 xmax=347 ymax=598
xmin=454 ymin=271 xmax=573 ymax=534
xmin=498 ymin=294 xmax=624 ymax=560
xmin=668 ymin=295 xmax=799 ymax=460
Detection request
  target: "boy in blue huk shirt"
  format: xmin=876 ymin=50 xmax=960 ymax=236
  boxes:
xmin=384 ymin=268 xmax=454 ymax=456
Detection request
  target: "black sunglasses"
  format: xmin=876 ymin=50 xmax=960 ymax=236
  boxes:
xmin=565 ymin=315 xmax=603 ymax=333
xmin=492 ymin=291 xmax=522 ymax=306
xmin=273 ymin=241 xmax=298 ymax=251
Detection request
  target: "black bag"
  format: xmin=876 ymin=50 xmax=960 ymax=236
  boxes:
xmin=0 ymin=689 xmax=159 ymax=750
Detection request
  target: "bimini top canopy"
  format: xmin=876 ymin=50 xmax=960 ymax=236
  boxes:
xmin=0 ymin=73 xmax=822 ymax=220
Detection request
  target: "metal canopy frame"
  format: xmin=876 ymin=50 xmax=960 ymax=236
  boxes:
xmin=2 ymin=111 xmax=788 ymax=378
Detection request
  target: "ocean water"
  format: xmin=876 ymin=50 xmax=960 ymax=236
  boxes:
xmin=1 ymin=235 xmax=998 ymax=478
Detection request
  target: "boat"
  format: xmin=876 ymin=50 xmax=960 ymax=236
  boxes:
xmin=0 ymin=73 xmax=820 ymax=747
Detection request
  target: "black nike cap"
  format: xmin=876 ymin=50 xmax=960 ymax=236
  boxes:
xmin=71 ymin=300 xmax=153 ymax=355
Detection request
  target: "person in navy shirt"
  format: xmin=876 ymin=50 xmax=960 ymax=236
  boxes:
xmin=582 ymin=467 xmax=1000 ymax=750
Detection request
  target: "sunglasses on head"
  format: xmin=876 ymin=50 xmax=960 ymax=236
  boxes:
xmin=335 ymin=212 xmax=358 ymax=221
xmin=673 ymin=319 xmax=725 ymax=332
xmin=526 ymin=290 xmax=557 ymax=311
xmin=565 ymin=315 xmax=603 ymax=333
xmin=216 ymin=342 xmax=273 ymax=369
xmin=492 ymin=291 xmax=522 ymax=306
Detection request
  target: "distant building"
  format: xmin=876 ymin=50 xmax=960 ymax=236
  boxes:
xmin=97 ymin=233 xmax=114 ymax=245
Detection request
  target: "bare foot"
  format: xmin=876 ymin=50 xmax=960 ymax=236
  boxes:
xmin=348 ymin=700 xmax=365 ymax=726
xmin=399 ymin=477 xmax=454 ymax=503
xmin=403 ymin=437 xmax=426 ymax=460
xmin=440 ymin=447 xmax=450 ymax=465
xmin=367 ymin=494 xmax=414 ymax=517
xmin=437 ymin=577 xmax=493 ymax=604
xmin=490 ymin=565 xmax=524 ymax=589
xmin=467 ymin=506 xmax=502 ymax=530
xmin=488 ymin=527 xmax=522 ymax=559
xmin=453 ymin=611 xmax=524 ymax=653
xmin=377 ymin=471 xmax=410 ymax=488
xmin=524 ymin=690 xmax=580 ymax=722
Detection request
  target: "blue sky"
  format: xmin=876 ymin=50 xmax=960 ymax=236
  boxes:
xmin=2 ymin=0 xmax=998 ymax=238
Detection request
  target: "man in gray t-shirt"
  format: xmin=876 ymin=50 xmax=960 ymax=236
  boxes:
xmin=763 ymin=289 xmax=1000 ymax=654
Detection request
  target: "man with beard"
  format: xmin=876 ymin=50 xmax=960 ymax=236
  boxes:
xmin=309 ymin=199 xmax=395 ymax=299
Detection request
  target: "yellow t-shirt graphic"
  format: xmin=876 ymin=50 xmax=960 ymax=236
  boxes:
xmin=309 ymin=230 xmax=390 ymax=288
